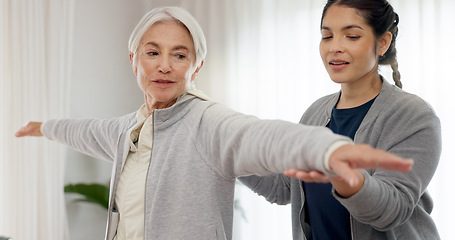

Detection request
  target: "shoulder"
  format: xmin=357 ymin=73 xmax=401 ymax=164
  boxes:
xmin=309 ymin=93 xmax=338 ymax=109
xmin=369 ymin=83 xmax=441 ymax=138
xmin=306 ymin=93 xmax=338 ymax=115
xmin=198 ymin=100 xmax=252 ymax=124
xmin=118 ymin=111 xmax=138 ymax=129
xmin=300 ymin=92 xmax=338 ymax=124
xmin=174 ymin=98 xmax=240 ymax=132
xmin=382 ymin=84 xmax=438 ymax=118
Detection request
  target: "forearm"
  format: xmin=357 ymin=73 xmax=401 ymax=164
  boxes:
xmin=42 ymin=115 xmax=133 ymax=162
xmin=238 ymin=174 xmax=291 ymax=205
xmin=199 ymin=104 xmax=352 ymax=178
xmin=331 ymin=170 xmax=365 ymax=198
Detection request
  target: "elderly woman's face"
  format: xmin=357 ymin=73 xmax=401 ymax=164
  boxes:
xmin=132 ymin=21 xmax=198 ymax=109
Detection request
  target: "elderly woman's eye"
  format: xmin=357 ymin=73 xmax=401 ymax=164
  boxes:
xmin=147 ymin=51 xmax=158 ymax=56
xmin=176 ymin=54 xmax=186 ymax=59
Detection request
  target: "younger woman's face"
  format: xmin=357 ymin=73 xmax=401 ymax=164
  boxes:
xmin=319 ymin=5 xmax=387 ymax=85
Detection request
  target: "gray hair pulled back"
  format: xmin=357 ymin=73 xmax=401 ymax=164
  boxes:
xmin=128 ymin=6 xmax=207 ymax=71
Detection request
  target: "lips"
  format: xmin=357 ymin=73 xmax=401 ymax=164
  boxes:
xmin=152 ymin=79 xmax=176 ymax=88
xmin=329 ymin=59 xmax=349 ymax=71
xmin=153 ymin=79 xmax=175 ymax=83
xmin=329 ymin=60 xmax=349 ymax=65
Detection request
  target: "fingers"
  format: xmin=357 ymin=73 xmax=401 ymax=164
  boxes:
xmin=15 ymin=122 xmax=43 ymax=137
xmin=369 ymin=151 xmax=414 ymax=172
xmin=283 ymin=169 xmax=298 ymax=177
xmin=329 ymin=159 xmax=361 ymax=187
xmin=286 ymin=144 xmax=413 ymax=187
xmin=330 ymin=144 xmax=413 ymax=173
xmin=284 ymin=169 xmax=331 ymax=183
xmin=328 ymin=144 xmax=414 ymax=187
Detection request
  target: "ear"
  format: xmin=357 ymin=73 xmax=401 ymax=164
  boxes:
xmin=129 ymin=52 xmax=138 ymax=76
xmin=191 ymin=61 xmax=204 ymax=81
xmin=378 ymin=31 xmax=392 ymax=56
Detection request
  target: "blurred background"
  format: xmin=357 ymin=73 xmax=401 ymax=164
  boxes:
xmin=1 ymin=0 xmax=453 ymax=239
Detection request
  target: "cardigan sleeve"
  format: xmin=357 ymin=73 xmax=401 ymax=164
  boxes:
xmin=335 ymin=93 xmax=441 ymax=231
xmin=238 ymin=174 xmax=292 ymax=205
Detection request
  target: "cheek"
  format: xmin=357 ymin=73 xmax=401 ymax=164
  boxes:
xmin=136 ymin=70 xmax=146 ymax=85
xmin=360 ymin=41 xmax=377 ymax=63
xmin=319 ymin=42 xmax=331 ymax=66
xmin=363 ymin=48 xmax=378 ymax=69
xmin=176 ymin=64 xmax=195 ymax=80
xmin=319 ymin=42 xmax=325 ymax=60
xmin=135 ymin=67 xmax=151 ymax=87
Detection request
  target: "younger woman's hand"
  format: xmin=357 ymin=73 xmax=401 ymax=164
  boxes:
xmin=284 ymin=169 xmax=333 ymax=183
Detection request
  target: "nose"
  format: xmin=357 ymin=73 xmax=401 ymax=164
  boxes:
xmin=158 ymin=56 xmax=171 ymax=73
xmin=329 ymin=48 xmax=343 ymax=54
xmin=329 ymin=37 xmax=345 ymax=54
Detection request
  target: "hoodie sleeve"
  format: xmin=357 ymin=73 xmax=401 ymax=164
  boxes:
xmin=41 ymin=112 xmax=136 ymax=162
xmin=194 ymin=102 xmax=351 ymax=180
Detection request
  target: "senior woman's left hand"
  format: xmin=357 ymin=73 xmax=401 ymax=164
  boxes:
xmin=284 ymin=143 xmax=413 ymax=188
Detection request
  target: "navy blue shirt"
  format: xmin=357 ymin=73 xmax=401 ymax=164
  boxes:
xmin=303 ymin=96 xmax=376 ymax=240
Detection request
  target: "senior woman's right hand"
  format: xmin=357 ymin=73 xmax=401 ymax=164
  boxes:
xmin=15 ymin=122 xmax=43 ymax=137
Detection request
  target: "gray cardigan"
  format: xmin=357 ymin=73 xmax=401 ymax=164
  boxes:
xmin=240 ymin=80 xmax=441 ymax=240
xmin=42 ymin=92 xmax=350 ymax=240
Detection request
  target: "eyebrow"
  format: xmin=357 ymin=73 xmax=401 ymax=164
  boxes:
xmin=144 ymin=42 xmax=189 ymax=51
xmin=321 ymin=24 xmax=364 ymax=31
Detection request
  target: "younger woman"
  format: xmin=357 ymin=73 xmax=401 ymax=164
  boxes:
xmin=241 ymin=0 xmax=441 ymax=239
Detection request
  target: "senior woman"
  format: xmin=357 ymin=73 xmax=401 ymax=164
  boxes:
xmin=15 ymin=6 xmax=412 ymax=240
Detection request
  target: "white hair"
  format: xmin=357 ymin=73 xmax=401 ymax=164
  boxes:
xmin=128 ymin=6 xmax=207 ymax=70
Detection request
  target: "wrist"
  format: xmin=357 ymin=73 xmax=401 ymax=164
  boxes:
xmin=332 ymin=170 xmax=365 ymax=198
xmin=324 ymin=140 xmax=353 ymax=174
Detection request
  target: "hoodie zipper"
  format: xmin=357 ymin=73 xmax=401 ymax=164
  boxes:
xmin=143 ymin=110 xmax=155 ymax=239
xmin=350 ymin=215 xmax=355 ymax=240
xmin=299 ymin=180 xmax=308 ymax=240
xmin=324 ymin=118 xmax=331 ymax=127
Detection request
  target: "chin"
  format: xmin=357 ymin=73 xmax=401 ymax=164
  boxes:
xmin=329 ymin=77 xmax=345 ymax=84
xmin=328 ymin=72 xmax=353 ymax=84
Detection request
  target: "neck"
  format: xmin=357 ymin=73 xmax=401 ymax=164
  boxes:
xmin=144 ymin=96 xmax=178 ymax=116
xmin=337 ymin=74 xmax=382 ymax=109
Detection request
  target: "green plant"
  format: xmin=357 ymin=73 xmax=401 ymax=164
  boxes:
xmin=64 ymin=183 xmax=109 ymax=210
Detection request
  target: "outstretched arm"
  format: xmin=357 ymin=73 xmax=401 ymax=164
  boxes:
xmin=14 ymin=114 xmax=136 ymax=163
xmin=197 ymin=103 xmax=413 ymax=181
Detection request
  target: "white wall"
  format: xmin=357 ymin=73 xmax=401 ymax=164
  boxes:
xmin=65 ymin=1 xmax=146 ymax=239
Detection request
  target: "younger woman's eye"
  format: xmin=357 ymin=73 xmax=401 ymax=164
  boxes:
xmin=347 ymin=36 xmax=360 ymax=39
xmin=322 ymin=36 xmax=333 ymax=40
